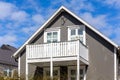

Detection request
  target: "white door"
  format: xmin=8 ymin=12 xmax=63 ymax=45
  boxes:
xmin=68 ymin=66 xmax=86 ymax=80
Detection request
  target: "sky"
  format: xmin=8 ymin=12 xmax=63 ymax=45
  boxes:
xmin=0 ymin=0 xmax=120 ymax=48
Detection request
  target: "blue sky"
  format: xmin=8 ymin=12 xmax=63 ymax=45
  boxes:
xmin=0 ymin=0 xmax=120 ymax=48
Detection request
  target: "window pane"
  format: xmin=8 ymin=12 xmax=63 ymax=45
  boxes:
xmin=71 ymin=29 xmax=76 ymax=35
xmin=4 ymin=70 xmax=7 ymax=76
xmin=71 ymin=77 xmax=76 ymax=80
xmin=53 ymin=39 xmax=57 ymax=43
xmin=47 ymin=40 xmax=51 ymax=43
xmin=78 ymin=28 xmax=83 ymax=35
xmin=80 ymin=69 xmax=83 ymax=74
xmin=53 ymin=32 xmax=58 ymax=42
xmin=71 ymin=70 xmax=76 ymax=75
xmin=47 ymin=33 xmax=52 ymax=43
xmin=53 ymin=70 xmax=58 ymax=76
xmin=80 ymin=76 xmax=83 ymax=80
xmin=47 ymin=33 xmax=52 ymax=39
xmin=53 ymin=32 xmax=58 ymax=38
xmin=46 ymin=70 xmax=50 ymax=76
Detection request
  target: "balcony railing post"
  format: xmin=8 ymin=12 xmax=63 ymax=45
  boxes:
xmin=26 ymin=45 xmax=28 ymax=80
xmin=50 ymin=43 xmax=53 ymax=79
xmin=77 ymin=40 xmax=80 ymax=80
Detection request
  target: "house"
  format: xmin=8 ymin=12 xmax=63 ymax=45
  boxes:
xmin=13 ymin=6 xmax=120 ymax=80
xmin=0 ymin=44 xmax=17 ymax=77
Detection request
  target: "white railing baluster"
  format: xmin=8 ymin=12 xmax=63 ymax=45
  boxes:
xmin=26 ymin=40 xmax=88 ymax=61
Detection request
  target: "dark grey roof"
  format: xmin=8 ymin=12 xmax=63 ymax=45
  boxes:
xmin=0 ymin=44 xmax=17 ymax=66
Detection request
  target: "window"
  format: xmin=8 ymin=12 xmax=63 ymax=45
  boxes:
xmin=68 ymin=66 xmax=86 ymax=80
xmin=78 ymin=28 xmax=83 ymax=35
xmin=71 ymin=29 xmax=76 ymax=35
xmin=47 ymin=32 xmax=58 ymax=43
xmin=44 ymin=28 xmax=60 ymax=43
xmin=70 ymin=69 xmax=76 ymax=80
xmin=68 ymin=25 xmax=85 ymax=44
xmin=4 ymin=69 xmax=11 ymax=77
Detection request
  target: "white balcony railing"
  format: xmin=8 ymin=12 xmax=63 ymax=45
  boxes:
xmin=26 ymin=40 xmax=89 ymax=61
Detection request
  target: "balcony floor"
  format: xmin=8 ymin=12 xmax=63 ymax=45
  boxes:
xmin=27 ymin=55 xmax=89 ymax=65
xmin=30 ymin=60 xmax=87 ymax=67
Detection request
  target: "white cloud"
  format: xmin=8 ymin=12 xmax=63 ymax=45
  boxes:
xmin=26 ymin=0 xmax=41 ymax=13
xmin=80 ymin=12 xmax=120 ymax=45
xmin=104 ymin=0 xmax=120 ymax=7
xmin=80 ymin=12 xmax=108 ymax=29
xmin=11 ymin=11 xmax=29 ymax=22
xmin=0 ymin=1 xmax=16 ymax=19
xmin=0 ymin=34 xmax=17 ymax=47
xmin=52 ymin=0 xmax=94 ymax=13
xmin=32 ymin=14 xmax=45 ymax=24
xmin=68 ymin=0 xmax=94 ymax=12
xmin=97 ymin=0 xmax=120 ymax=9
xmin=112 ymin=27 xmax=120 ymax=45
xmin=0 ymin=1 xmax=29 ymax=23
xmin=22 ymin=26 xmax=38 ymax=34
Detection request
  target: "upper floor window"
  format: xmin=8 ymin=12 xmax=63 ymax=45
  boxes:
xmin=68 ymin=25 xmax=86 ymax=44
xmin=44 ymin=27 xmax=60 ymax=43
xmin=47 ymin=32 xmax=58 ymax=43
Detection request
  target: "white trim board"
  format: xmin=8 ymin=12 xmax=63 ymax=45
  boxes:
xmin=18 ymin=55 xmax=21 ymax=77
xmin=114 ymin=47 xmax=117 ymax=80
xmin=13 ymin=6 xmax=118 ymax=58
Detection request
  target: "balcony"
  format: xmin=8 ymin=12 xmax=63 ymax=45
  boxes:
xmin=26 ymin=40 xmax=89 ymax=64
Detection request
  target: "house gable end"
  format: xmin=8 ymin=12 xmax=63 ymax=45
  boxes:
xmin=13 ymin=6 xmax=118 ymax=58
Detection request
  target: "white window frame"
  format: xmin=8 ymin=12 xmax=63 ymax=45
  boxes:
xmin=68 ymin=25 xmax=86 ymax=44
xmin=44 ymin=27 xmax=60 ymax=43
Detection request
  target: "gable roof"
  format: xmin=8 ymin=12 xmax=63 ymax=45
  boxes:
xmin=0 ymin=44 xmax=17 ymax=66
xmin=13 ymin=6 xmax=118 ymax=58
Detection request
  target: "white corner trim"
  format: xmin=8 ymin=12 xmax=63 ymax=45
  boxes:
xmin=18 ymin=55 xmax=21 ymax=77
xmin=114 ymin=47 xmax=117 ymax=80
xmin=26 ymin=61 xmax=28 ymax=80
xmin=26 ymin=46 xmax=28 ymax=80
xmin=83 ymin=25 xmax=86 ymax=45
xmin=50 ymin=55 xmax=53 ymax=79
